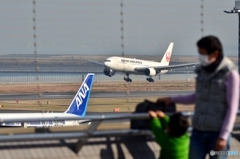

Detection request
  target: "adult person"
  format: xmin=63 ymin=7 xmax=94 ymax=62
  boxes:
xmin=157 ymin=35 xmax=239 ymax=159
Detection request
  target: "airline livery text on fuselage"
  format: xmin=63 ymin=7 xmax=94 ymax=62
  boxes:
xmin=121 ymin=59 xmax=142 ymax=65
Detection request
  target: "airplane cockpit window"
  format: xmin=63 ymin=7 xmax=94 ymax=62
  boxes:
xmin=104 ymin=60 xmax=111 ymax=62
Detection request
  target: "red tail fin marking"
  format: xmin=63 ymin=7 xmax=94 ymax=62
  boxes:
xmin=166 ymin=52 xmax=171 ymax=62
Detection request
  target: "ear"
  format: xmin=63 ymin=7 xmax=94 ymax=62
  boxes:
xmin=212 ymin=50 xmax=219 ymax=58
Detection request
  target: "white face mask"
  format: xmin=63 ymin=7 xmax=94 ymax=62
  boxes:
xmin=198 ymin=54 xmax=213 ymax=66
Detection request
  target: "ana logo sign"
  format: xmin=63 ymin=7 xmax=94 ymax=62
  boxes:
xmin=166 ymin=52 xmax=171 ymax=62
xmin=75 ymin=83 xmax=89 ymax=110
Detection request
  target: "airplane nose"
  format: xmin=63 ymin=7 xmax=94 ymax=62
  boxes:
xmin=104 ymin=62 xmax=110 ymax=67
xmin=104 ymin=61 xmax=110 ymax=67
xmin=104 ymin=59 xmax=112 ymax=67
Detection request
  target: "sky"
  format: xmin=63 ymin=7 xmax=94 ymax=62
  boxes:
xmin=0 ymin=0 xmax=238 ymax=56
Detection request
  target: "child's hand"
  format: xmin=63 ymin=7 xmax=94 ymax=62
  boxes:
xmin=156 ymin=111 xmax=165 ymax=118
xmin=148 ymin=111 xmax=157 ymax=118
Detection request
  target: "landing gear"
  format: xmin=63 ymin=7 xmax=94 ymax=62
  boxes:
xmin=124 ymin=77 xmax=132 ymax=82
xmin=124 ymin=73 xmax=132 ymax=82
xmin=146 ymin=77 xmax=154 ymax=83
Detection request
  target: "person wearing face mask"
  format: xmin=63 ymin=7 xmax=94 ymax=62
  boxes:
xmin=156 ymin=35 xmax=239 ymax=159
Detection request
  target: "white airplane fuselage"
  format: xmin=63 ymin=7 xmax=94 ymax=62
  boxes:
xmin=104 ymin=56 xmax=168 ymax=75
xmin=90 ymin=42 xmax=197 ymax=82
xmin=0 ymin=113 xmax=88 ymax=127
xmin=0 ymin=73 xmax=95 ymax=128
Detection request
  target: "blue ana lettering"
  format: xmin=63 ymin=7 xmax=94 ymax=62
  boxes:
xmin=76 ymin=83 xmax=89 ymax=110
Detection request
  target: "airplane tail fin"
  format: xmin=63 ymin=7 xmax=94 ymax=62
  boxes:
xmin=64 ymin=73 xmax=94 ymax=116
xmin=160 ymin=42 xmax=174 ymax=66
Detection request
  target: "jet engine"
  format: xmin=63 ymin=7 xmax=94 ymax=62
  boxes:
xmin=144 ymin=68 xmax=156 ymax=76
xmin=103 ymin=68 xmax=115 ymax=77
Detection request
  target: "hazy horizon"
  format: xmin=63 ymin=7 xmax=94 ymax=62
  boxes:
xmin=0 ymin=54 xmax=238 ymax=57
xmin=0 ymin=0 xmax=238 ymax=56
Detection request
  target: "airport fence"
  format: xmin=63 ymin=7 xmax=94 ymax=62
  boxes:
xmin=0 ymin=111 xmax=240 ymax=154
xmin=0 ymin=74 xmax=196 ymax=83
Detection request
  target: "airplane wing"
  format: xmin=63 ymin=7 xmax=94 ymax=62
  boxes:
xmin=134 ymin=63 xmax=199 ymax=72
xmin=88 ymin=60 xmax=105 ymax=66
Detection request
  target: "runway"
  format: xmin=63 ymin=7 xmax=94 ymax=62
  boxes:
xmin=0 ymin=90 xmax=193 ymax=100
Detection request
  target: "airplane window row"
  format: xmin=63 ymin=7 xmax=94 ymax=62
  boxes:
xmin=121 ymin=59 xmax=129 ymax=62
xmin=3 ymin=122 xmax=18 ymax=125
xmin=131 ymin=61 xmax=142 ymax=64
xmin=29 ymin=122 xmax=41 ymax=125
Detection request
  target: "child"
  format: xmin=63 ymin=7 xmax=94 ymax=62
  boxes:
xmin=148 ymin=110 xmax=190 ymax=159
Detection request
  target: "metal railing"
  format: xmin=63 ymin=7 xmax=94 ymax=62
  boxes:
xmin=0 ymin=113 xmax=149 ymax=123
xmin=0 ymin=111 xmax=240 ymax=153
xmin=1 ymin=111 xmax=240 ymax=123
xmin=0 ymin=74 xmax=196 ymax=83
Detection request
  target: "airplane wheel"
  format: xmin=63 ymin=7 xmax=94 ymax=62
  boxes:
xmin=129 ymin=79 xmax=132 ymax=82
xmin=146 ymin=78 xmax=154 ymax=83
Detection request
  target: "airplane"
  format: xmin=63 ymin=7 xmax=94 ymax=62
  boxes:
xmin=88 ymin=42 xmax=198 ymax=82
xmin=0 ymin=73 xmax=94 ymax=127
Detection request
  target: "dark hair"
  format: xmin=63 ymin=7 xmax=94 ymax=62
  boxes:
xmin=196 ymin=35 xmax=223 ymax=57
xmin=168 ymin=113 xmax=189 ymax=137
